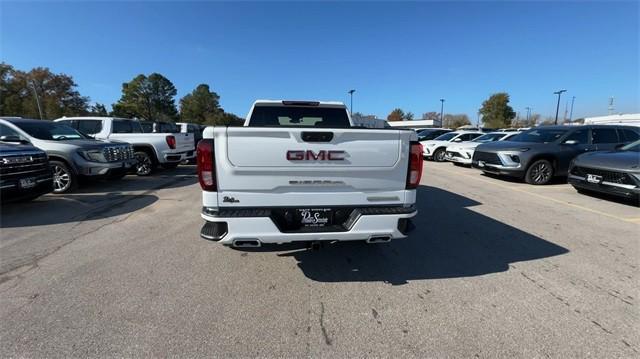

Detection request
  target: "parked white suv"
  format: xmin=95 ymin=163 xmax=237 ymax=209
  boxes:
xmin=198 ymin=100 xmax=423 ymax=247
xmin=56 ymin=117 xmax=195 ymax=175
xmin=445 ymin=132 xmax=518 ymax=165
xmin=421 ymin=131 xmax=484 ymax=162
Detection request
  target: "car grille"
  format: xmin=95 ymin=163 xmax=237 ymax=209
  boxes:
xmin=0 ymin=152 xmax=50 ymax=179
xmin=103 ymin=146 xmax=134 ymax=162
xmin=472 ymin=151 xmax=502 ymax=165
xmin=570 ymin=166 xmax=635 ymax=185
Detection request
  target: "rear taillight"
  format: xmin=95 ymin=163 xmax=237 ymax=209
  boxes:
xmin=166 ymin=135 xmax=176 ymax=149
xmin=197 ymin=139 xmax=216 ymax=191
xmin=406 ymin=142 xmax=423 ymax=189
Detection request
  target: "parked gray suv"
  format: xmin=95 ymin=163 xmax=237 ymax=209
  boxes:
xmin=472 ymin=125 xmax=640 ymax=185
xmin=0 ymin=118 xmax=136 ymax=193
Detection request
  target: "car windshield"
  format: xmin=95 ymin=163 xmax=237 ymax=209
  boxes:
xmin=620 ymin=139 xmax=640 ymax=152
xmin=14 ymin=121 xmax=86 ymax=141
xmin=510 ymin=128 xmax=569 ymax=143
xmin=433 ymin=132 xmax=457 ymax=141
xmin=473 ymin=133 xmax=506 ymax=143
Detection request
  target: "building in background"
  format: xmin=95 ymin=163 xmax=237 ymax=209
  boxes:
xmin=386 ymin=118 xmax=443 ymax=129
xmin=583 ymin=113 xmax=640 ymax=127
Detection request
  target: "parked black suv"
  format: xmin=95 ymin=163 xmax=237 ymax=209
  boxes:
xmin=568 ymin=139 xmax=640 ymax=202
xmin=0 ymin=140 xmax=53 ymax=202
xmin=472 ymin=125 xmax=640 ymax=185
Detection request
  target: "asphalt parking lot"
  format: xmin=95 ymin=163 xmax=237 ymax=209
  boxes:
xmin=1 ymin=162 xmax=638 ymax=357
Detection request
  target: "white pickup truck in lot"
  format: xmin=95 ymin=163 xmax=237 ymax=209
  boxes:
xmin=56 ymin=117 xmax=195 ymax=175
xmin=198 ymin=100 xmax=423 ymax=247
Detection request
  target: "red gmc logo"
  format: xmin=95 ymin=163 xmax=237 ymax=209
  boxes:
xmin=286 ymin=150 xmax=346 ymax=161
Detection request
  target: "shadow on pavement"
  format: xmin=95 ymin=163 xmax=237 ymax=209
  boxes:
xmin=75 ymin=166 xmax=197 ymax=194
xmin=0 ymin=193 xmax=158 ymax=228
xmin=479 ymin=171 xmax=568 ymax=185
xmin=572 ymin=187 xmax=640 ymax=207
xmin=241 ymin=185 xmax=569 ymax=284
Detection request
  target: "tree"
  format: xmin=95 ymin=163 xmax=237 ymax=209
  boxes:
xmin=179 ymin=84 xmax=223 ymax=125
xmin=521 ymin=113 xmax=540 ymax=127
xmin=89 ymin=103 xmax=108 ymax=116
xmin=387 ymin=108 xmax=405 ymax=122
xmin=112 ymin=73 xmax=178 ymax=121
xmin=421 ymin=112 xmax=439 ymax=121
xmin=404 ymin=112 xmax=415 ymax=121
xmin=442 ymin=114 xmax=471 ymax=129
xmin=479 ymin=92 xmax=516 ymax=128
xmin=0 ymin=63 xmax=89 ymax=119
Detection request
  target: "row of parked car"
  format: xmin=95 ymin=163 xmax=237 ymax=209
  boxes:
xmin=418 ymin=125 xmax=640 ymax=203
xmin=0 ymin=116 xmax=205 ymax=202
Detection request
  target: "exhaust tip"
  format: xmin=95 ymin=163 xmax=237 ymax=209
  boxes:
xmin=366 ymin=236 xmax=392 ymax=244
xmin=232 ymin=239 xmax=261 ymax=248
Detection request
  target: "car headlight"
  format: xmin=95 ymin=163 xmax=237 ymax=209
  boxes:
xmin=78 ymin=149 xmax=107 ymax=162
xmin=518 ymin=148 xmax=530 ymax=152
xmin=426 ymin=143 xmax=436 ymax=147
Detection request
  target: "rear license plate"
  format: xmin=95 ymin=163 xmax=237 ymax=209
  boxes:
xmin=297 ymin=208 xmax=332 ymax=228
xmin=586 ymin=174 xmax=603 ymax=184
xmin=19 ymin=177 xmax=36 ymax=189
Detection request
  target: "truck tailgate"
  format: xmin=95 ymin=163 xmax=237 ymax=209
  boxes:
xmin=212 ymin=127 xmax=414 ymax=207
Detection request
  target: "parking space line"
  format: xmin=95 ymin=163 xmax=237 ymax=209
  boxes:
xmin=431 ymin=166 xmax=640 ymax=224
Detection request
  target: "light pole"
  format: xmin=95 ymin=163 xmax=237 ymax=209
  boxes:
xmin=439 ymin=98 xmax=445 ymax=126
xmin=348 ymin=89 xmax=355 ymax=117
xmin=29 ymin=80 xmax=44 ymax=120
xmin=569 ymin=96 xmax=576 ymax=122
xmin=525 ymin=106 xmax=531 ymax=123
xmin=554 ymin=89 xmax=566 ymax=125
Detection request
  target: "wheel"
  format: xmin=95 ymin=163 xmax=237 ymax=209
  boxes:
xmin=162 ymin=162 xmax=179 ymax=170
xmin=134 ymin=151 xmax=155 ymax=176
xmin=525 ymin=159 xmax=554 ymax=185
xmin=433 ymin=148 xmax=446 ymax=162
xmin=50 ymin=160 xmax=77 ymax=193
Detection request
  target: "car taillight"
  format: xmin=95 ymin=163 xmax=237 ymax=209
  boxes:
xmin=406 ymin=142 xmax=424 ymax=189
xmin=166 ymin=135 xmax=176 ymax=149
xmin=197 ymin=139 xmax=216 ymax=191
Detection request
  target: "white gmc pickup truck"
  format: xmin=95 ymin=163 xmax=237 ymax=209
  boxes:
xmin=198 ymin=100 xmax=423 ymax=247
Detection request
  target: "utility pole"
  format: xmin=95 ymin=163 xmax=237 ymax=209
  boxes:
xmin=439 ymin=98 xmax=445 ymax=126
xmin=608 ymin=97 xmax=615 ymax=115
xmin=347 ymin=89 xmax=355 ymax=117
xmin=29 ymin=80 xmax=44 ymax=120
xmin=568 ymin=96 xmax=575 ymax=122
xmin=525 ymin=107 xmax=531 ymax=123
xmin=554 ymin=89 xmax=566 ymax=125
xmin=563 ymin=101 xmax=568 ymax=123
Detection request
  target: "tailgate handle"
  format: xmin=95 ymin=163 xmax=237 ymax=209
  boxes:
xmin=302 ymin=132 xmax=333 ymax=142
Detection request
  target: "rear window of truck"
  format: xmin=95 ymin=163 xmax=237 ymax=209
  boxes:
xmin=248 ymin=106 xmax=351 ymax=128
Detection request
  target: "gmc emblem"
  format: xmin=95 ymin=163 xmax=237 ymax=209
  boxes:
xmin=286 ymin=150 xmax=346 ymax=161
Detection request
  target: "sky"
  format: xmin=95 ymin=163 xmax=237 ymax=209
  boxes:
xmin=1 ymin=1 xmax=638 ymax=121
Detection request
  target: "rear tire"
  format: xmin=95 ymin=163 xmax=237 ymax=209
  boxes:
xmin=50 ymin=160 xmax=77 ymax=193
xmin=525 ymin=159 xmax=554 ymax=185
xmin=433 ymin=148 xmax=446 ymax=162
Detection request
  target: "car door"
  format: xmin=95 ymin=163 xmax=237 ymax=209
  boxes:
xmin=591 ymin=127 xmax=621 ymax=151
xmin=557 ymin=128 xmax=594 ymax=174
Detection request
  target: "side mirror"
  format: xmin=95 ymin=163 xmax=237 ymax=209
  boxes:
xmin=453 ymin=138 xmax=462 ymax=142
xmin=563 ymin=139 xmax=578 ymax=145
xmin=0 ymin=135 xmax=26 ymax=144
xmin=614 ymin=143 xmax=626 ymax=150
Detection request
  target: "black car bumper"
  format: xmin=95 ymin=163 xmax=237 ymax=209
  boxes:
xmin=471 ymin=161 xmax=525 ymax=178
xmin=568 ymin=174 xmax=640 ymax=200
xmin=0 ymin=176 xmax=54 ymax=202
